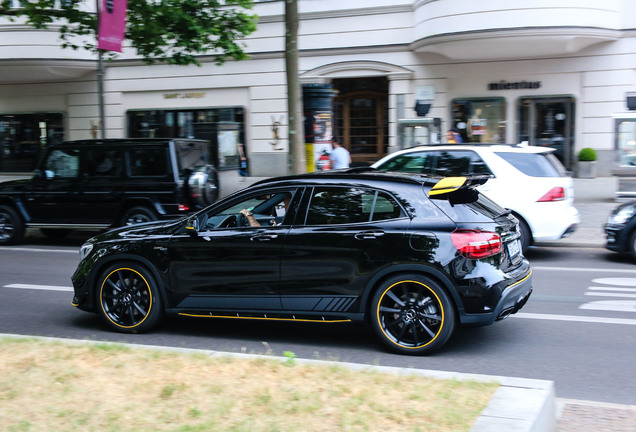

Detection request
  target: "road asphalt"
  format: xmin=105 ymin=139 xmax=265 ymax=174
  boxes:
xmin=1 ymin=174 xmax=634 ymax=431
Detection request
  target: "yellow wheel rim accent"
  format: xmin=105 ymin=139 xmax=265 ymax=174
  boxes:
xmin=99 ymin=267 xmax=152 ymax=329
xmin=376 ymin=280 xmax=445 ymax=349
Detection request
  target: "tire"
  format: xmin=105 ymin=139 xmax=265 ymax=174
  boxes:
xmin=120 ymin=206 xmax=158 ymax=227
xmin=371 ymin=274 xmax=456 ymax=355
xmin=97 ymin=263 xmax=163 ymax=333
xmin=628 ymin=230 xmax=636 ymax=262
xmin=518 ymin=218 xmax=532 ymax=254
xmin=0 ymin=205 xmax=25 ymax=245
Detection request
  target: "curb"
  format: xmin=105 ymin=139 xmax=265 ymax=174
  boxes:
xmin=0 ymin=333 xmax=556 ymax=432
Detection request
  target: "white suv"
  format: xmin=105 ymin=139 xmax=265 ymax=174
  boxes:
xmin=372 ymin=144 xmax=580 ymax=252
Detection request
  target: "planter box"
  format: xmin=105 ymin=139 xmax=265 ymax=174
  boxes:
xmin=577 ymin=161 xmax=597 ymax=178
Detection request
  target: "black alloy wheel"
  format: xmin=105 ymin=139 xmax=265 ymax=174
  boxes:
xmin=371 ymin=274 xmax=455 ymax=355
xmin=0 ymin=205 xmax=25 ymax=245
xmin=120 ymin=206 xmax=158 ymax=226
xmin=629 ymin=230 xmax=636 ymax=262
xmin=98 ymin=264 xmax=163 ymax=333
xmin=518 ymin=218 xmax=531 ymax=253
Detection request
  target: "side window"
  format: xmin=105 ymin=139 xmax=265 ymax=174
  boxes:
xmin=86 ymin=149 xmax=122 ymax=177
xmin=201 ymin=190 xmax=296 ymax=229
xmin=432 ymin=150 xmax=492 ymax=176
xmin=434 ymin=151 xmax=472 ymax=176
xmin=305 ymin=187 xmax=403 ymax=225
xmin=371 ymin=192 xmax=404 ymax=221
xmin=128 ymin=148 xmax=168 ymax=177
xmin=44 ymin=149 xmax=79 ymax=179
xmin=376 ymin=152 xmax=431 ymax=173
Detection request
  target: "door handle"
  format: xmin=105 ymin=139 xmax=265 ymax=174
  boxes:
xmin=354 ymin=230 xmax=385 ymax=240
xmin=250 ymin=234 xmax=279 ymax=242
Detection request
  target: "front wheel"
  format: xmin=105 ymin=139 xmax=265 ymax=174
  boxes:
xmin=371 ymin=274 xmax=456 ymax=355
xmin=0 ymin=205 xmax=25 ymax=245
xmin=97 ymin=264 xmax=163 ymax=333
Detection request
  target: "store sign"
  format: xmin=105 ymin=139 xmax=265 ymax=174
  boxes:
xmin=488 ymin=81 xmax=541 ymax=90
xmin=163 ymin=92 xmax=206 ymax=99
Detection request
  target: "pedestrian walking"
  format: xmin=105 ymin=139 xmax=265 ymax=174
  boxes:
xmin=330 ymin=137 xmax=351 ymax=169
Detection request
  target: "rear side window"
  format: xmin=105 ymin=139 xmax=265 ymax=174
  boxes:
xmin=376 ymin=152 xmax=433 ymax=173
xmin=128 ymin=148 xmax=168 ymax=177
xmin=433 ymin=151 xmax=492 ymax=176
xmin=495 ymin=151 xmax=566 ymax=177
xmin=305 ymin=187 xmax=403 ymax=225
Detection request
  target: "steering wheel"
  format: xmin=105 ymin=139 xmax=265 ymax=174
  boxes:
xmin=217 ymin=214 xmax=238 ymax=228
xmin=237 ymin=212 xmax=249 ymax=227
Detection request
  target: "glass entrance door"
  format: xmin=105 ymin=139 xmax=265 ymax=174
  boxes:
xmin=519 ymin=97 xmax=575 ymax=170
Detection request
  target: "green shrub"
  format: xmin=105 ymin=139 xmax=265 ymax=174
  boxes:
xmin=578 ymin=147 xmax=597 ymax=161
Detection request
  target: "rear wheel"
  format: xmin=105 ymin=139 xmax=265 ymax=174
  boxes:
xmin=518 ymin=218 xmax=531 ymax=253
xmin=97 ymin=263 xmax=163 ymax=333
xmin=0 ymin=205 xmax=25 ymax=245
xmin=371 ymin=274 xmax=456 ymax=355
xmin=120 ymin=206 xmax=158 ymax=226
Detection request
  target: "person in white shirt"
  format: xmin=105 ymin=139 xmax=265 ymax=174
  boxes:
xmin=330 ymin=137 xmax=351 ymax=169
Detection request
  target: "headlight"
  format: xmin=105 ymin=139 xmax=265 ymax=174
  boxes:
xmin=79 ymin=243 xmax=94 ymax=260
xmin=608 ymin=206 xmax=636 ymax=225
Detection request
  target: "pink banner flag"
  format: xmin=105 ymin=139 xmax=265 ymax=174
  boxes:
xmin=98 ymin=0 xmax=127 ymax=52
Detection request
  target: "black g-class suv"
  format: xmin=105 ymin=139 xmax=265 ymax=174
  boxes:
xmin=0 ymin=139 xmax=218 ymax=245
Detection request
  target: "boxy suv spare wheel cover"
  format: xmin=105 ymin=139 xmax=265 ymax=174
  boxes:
xmin=188 ymin=166 xmax=219 ymax=207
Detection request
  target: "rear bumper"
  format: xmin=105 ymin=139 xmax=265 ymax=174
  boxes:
xmin=460 ymin=270 xmax=533 ymax=326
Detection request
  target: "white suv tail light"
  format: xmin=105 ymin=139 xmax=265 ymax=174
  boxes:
xmin=537 ymin=187 xmax=565 ymax=202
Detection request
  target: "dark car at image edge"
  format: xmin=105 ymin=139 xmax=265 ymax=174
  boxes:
xmin=71 ymin=169 xmax=532 ymax=355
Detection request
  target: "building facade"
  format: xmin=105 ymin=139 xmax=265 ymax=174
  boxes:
xmin=1 ymin=0 xmax=635 ymax=192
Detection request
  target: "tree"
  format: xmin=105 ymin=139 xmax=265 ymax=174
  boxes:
xmin=284 ymin=0 xmax=305 ymax=174
xmin=0 ymin=0 xmax=257 ymax=66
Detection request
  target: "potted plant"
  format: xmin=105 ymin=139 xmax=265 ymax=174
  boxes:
xmin=577 ymin=147 xmax=597 ymax=178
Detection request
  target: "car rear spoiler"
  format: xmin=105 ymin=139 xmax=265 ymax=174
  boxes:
xmin=428 ymin=176 xmax=491 ymax=196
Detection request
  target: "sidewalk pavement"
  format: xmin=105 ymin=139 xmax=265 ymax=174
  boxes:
xmin=1 ymin=173 xmax=633 ymax=431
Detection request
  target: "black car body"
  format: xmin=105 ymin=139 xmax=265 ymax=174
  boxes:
xmin=605 ymin=201 xmax=636 ymax=259
xmin=72 ymin=170 xmax=532 ymax=355
xmin=0 ymin=138 xmax=218 ymax=245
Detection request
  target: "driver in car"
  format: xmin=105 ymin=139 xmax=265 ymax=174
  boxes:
xmin=240 ymin=193 xmax=292 ymax=227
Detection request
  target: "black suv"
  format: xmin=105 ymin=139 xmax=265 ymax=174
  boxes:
xmin=0 ymin=139 xmax=218 ymax=245
xmin=72 ymin=169 xmax=532 ymax=355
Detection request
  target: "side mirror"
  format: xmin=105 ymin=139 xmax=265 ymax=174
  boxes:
xmin=185 ymin=216 xmax=199 ymax=236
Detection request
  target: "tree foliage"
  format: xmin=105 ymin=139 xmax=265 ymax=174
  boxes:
xmin=0 ymin=0 xmax=258 ymax=65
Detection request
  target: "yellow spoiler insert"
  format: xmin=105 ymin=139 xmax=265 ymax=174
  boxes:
xmin=428 ymin=177 xmax=468 ymax=196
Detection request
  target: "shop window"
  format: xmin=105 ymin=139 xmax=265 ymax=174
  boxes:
xmin=127 ymin=108 xmax=244 ymax=170
xmin=616 ymin=117 xmax=636 ymax=167
xmin=0 ymin=113 xmax=65 ymax=172
xmin=450 ymin=98 xmax=506 ymax=144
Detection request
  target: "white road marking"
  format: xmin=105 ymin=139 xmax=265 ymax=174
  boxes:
xmin=533 ymin=266 xmax=636 ymax=274
xmin=589 ymin=287 xmax=636 ymax=292
xmin=515 ymin=312 xmax=636 ymax=325
xmin=3 ymin=284 xmax=73 ymax=292
xmin=591 ymin=278 xmax=636 ymax=286
xmin=580 ymin=301 xmax=636 ymax=313
xmin=0 ymin=247 xmax=77 ymax=254
xmin=585 ymin=292 xmax=636 ymax=298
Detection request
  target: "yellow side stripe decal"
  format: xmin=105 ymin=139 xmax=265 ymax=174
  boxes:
xmin=178 ymin=313 xmax=351 ymax=323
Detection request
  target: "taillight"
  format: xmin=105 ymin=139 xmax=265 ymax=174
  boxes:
xmin=537 ymin=187 xmax=565 ymax=202
xmin=451 ymin=230 xmax=502 ymax=259
xmin=178 ymin=204 xmax=190 ymax=211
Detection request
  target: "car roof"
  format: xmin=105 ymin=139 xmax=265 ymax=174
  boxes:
xmin=389 ymin=143 xmax=555 ymax=155
xmin=251 ymin=168 xmax=440 ymax=188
